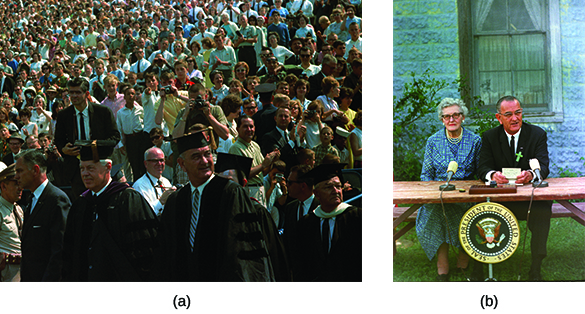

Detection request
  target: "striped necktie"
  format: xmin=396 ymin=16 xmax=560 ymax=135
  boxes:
xmin=189 ymin=188 xmax=200 ymax=251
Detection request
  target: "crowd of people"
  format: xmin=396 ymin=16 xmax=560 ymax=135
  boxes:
xmin=0 ymin=0 xmax=362 ymax=282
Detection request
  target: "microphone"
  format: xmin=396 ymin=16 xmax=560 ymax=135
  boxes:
xmin=439 ymin=161 xmax=458 ymax=191
xmin=529 ymin=158 xmax=548 ymax=188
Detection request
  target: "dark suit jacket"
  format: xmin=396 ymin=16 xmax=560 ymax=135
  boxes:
xmin=307 ymin=71 xmax=326 ymax=100
xmin=2 ymin=152 xmax=16 ymax=166
xmin=0 ymin=75 xmax=15 ymax=97
xmin=261 ymin=127 xmax=299 ymax=172
xmin=478 ymin=123 xmax=550 ymax=181
xmin=54 ymin=103 xmax=120 ymax=194
xmin=293 ymin=206 xmax=362 ymax=281
xmin=21 ymin=182 xmax=71 ymax=281
xmin=282 ymin=196 xmax=319 ymax=265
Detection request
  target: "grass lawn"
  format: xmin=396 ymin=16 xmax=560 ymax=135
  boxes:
xmin=393 ymin=217 xmax=585 ymax=282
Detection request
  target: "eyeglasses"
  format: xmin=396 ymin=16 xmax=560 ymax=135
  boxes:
xmin=244 ymin=105 xmax=257 ymax=110
xmin=499 ymin=109 xmax=523 ymax=118
xmin=260 ymin=54 xmax=271 ymax=58
xmin=151 ymin=135 xmax=162 ymax=140
xmin=441 ymin=112 xmax=463 ymax=121
xmin=300 ymin=54 xmax=311 ymax=58
xmin=235 ymin=68 xmax=246 ymax=72
xmin=146 ymin=158 xmax=165 ymax=163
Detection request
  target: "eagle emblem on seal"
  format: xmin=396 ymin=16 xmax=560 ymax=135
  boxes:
xmin=475 ymin=218 xmax=506 ymax=249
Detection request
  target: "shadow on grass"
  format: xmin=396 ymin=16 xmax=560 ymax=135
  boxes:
xmin=394 ymin=218 xmax=585 ymax=282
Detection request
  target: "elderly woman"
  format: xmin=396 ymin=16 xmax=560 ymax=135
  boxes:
xmin=415 ymin=98 xmax=482 ymax=281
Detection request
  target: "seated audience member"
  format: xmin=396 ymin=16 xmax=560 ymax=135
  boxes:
xmin=416 ymin=98 xmax=480 ymax=281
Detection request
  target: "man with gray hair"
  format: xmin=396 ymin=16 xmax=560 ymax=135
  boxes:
xmin=132 ymin=147 xmax=176 ymax=216
xmin=307 ymin=54 xmax=337 ymax=100
xmin=62 ymin=141 xmax=158 ymax=281
xmin=14 ymin=149 xmax=71 ymax=281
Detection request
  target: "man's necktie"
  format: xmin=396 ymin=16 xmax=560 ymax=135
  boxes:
xmin=298 ymin=202 xmax=304 ymax=221
xmin=13 ymin=206 xmax=22 ymax=237
xmin=510 ymin=135 xmax=515 ymax=159
xmin=79 ymin=112 xmax=86 ymax=140
xmin=322 ymin=218 xmax=329 ymax=254
xmin=189 ymin=188 xmax=200 ymax=251
xmin=137 ymin=60 xmax=141 ymax=73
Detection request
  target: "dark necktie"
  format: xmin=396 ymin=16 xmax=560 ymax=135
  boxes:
xmin=137 ymin=60 xmax=141 ymax=73
xmin=298 ymin=202 xmax=303 ymax=221
xmin=79 ymin=112 xmax=86 ymax=140
xmin=322 ymin=218 xmax=329 ymax=254
xmin=510 ymin=135 xmax=515 ymax=160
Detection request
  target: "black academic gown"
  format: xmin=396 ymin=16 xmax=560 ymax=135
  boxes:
xmin=155 ymin=175 xmax=282 ymax=281
xmin=62 ymin=181 xmax=159 ymax=281
xmin=293 ymin=205 xmax=362 ymax=282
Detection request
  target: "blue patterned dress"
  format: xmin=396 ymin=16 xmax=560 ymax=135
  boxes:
xmin=415 ymin=127 xmax=482 ymax=260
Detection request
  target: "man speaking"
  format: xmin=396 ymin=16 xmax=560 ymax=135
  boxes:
xmin=477 ymin=95 xmax=552 ymax=281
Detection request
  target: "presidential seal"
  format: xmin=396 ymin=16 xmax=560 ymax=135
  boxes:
xmin=459 ymin=202 xmax=520 ymax=264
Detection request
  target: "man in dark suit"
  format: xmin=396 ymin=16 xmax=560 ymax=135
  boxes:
xmin=54 ymin=77 xmax=120 ymax=200
xmin=2 ymin=133 xmax=24 ymax=166
xmin=477 ymin=95 xmax=552 ymax=281
xmin=282 ymin=164 xmax=319 ymax=266
xmin=15 ymin=149 xmax=71 ymax=281
xmin=0 ymin=68 xmax=15 ymax=97
xmin=306 ymin=54 xmax=336 ymax=100
xmin=261 ymin=106 xmax=307 ymax=174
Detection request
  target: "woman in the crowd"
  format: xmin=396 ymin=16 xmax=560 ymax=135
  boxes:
xmin=415 ymin=98 xmax=481 ymax=281
xmin=30 ymin=95 xmax=52 ymax=134
xmin=234 ymin=61 xmax=249 ymax=83
xmin=267 ymin=32 xmax=294 ymax=64
xmin=293 ymin=79 xmax=311 ymax=110
xmin=296 ymin=14 xmax=317 ymax=41
xmin=185 ymin=56 xmax=204 ymax=82
xmin=316 ymin=76 xmax=348 ymax=124
xmin=210 ymin=70 xmax=229 ymax=105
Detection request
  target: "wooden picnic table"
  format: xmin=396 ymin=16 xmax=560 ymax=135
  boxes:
xmin=392 ymin=177 xmax=585 ymax=254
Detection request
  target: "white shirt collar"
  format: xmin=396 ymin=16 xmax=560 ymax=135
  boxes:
xmin=32 ymin=179 xmax=49 ymax=199
xmin=190 ymin=173 xmax=215 ymax=194
xmin=95 ymin=178 xmax=113 ymax=196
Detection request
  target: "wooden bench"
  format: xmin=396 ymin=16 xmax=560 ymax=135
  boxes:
xmin=393 ymin=202 xmax=585 ymax=255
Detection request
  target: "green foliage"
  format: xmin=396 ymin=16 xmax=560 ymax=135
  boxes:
xmin=393 ymin=69 xmax=447 ymax=181
xmin=393 ymin=70 xmax=499 ymax=181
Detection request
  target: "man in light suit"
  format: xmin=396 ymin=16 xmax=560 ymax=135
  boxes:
xmin=15 ymin=149 xmax=71 ymax=281
xmin=477 ymin=95 xmax=552 ymax=281
xmin=53 ymin=77 xmax=120 ymax=201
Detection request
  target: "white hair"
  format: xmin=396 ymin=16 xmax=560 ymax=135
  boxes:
xmin=437 ymin=97 xmax=468 ymax=120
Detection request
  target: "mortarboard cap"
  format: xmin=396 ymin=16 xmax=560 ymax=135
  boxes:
xmin=76 ymin=140 xmax=117 ymax=162
xmin=215 ymin=153 xmax=253 ymax=180
xmin=175 ymin=128 xmax=211 ymax=156
xmin=255 ymin=83 xmax=276 ymax=94
xmin=301 ymin=163 xmax=346 ymax=186
xmin=0 ymin=163 xmax=15 ymax=183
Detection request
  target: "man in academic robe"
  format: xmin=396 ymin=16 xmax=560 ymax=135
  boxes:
xmin=214 ymin=152 xmax=290 ymax=281
xmin=477 ymin=95 xmax=552 ymax=281
xmin=61 ymin=141 xmax=159 ymax=281
xmin=293 ymin=163 xmax=361 ymax=281
xmin=155 ymin=129 xmax=278 ymax=281
xmin=16 ymin=149 xmax=71 ymax=281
